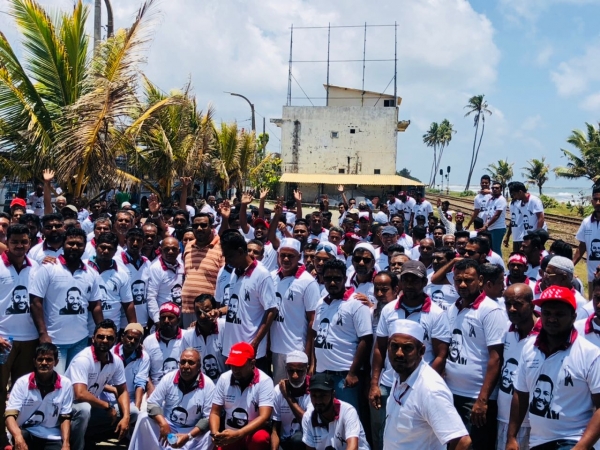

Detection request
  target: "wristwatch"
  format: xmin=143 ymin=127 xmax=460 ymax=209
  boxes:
xmin=187 ymin=433 xmax=194 ymax=441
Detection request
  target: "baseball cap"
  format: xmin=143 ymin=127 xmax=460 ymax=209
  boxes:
xmin=533 ymin=286 xmax=576 ymax=311
xmin=10 ymin=198 xmax=26 ymax=208
xmin=63 ymin=205 xmax=78 ymax=213
xmin=253 ymin=218 xmax=269 ymax=230
xmin=344 ymin=232 xmax=361 ymax=241
xmin=225 ymin=342 xmax=255 ymax=367
xmin=381 ymin=225 xmax=399 ymax=236
xmin=309 ymin=373 xmax=334 ymax=391
xmin=399 ymin=260 xmax=427 ymax=279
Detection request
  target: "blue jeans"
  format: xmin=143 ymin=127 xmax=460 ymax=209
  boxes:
xmin=319 ymin=371 xmax=361 ymax=413
xmin=489 ymin=228 xmax=506 ymax=256
xmin=531 ymin=441 xmax=581 ymax=450
xmin=55 ymin=336 xmax=88 ymax=374
xmin=370 ymin=384 xmax=390 ymax=450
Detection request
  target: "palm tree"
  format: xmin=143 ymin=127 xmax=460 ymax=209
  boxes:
xmin=423 ymin=122 xmax=439 ymax=187
xmin=210 ymin=122 xmax=241 ymax=195
xmin=486 ymin=159 xmax=513 ymax=195
xmin=464 ymin=95 xmax=492 ymax=191
xmin=522 ymin=158 xmax=550 ymax=195
xmin=436 ymin=119 xmax=455 ymax=179
xmin=553 ymin=123 xmax=600 ymax=185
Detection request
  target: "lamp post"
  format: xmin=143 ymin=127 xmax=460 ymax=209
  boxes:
xmin=225 ymin=92 xmax=255 ymax=133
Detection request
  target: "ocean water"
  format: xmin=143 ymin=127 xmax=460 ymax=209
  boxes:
xmin=444 ymin=185 xmax=592 ymax=203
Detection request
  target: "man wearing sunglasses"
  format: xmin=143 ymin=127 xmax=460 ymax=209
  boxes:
xmin=28 ymin=213 xmax=65 ymax=264
xmin=67 ymin=319 xmax=136 ymax=450
xmin=347 ymin=243 xmax=378 ymax=309
xmin=179 ymin=213 xmax=224 ymax=327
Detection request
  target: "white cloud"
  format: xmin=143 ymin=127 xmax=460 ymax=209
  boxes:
xmin=500 ymin=0 xmax=600 ymax=21
xmin=521 ymin=114 xmax=543 ymax=131
xmin=580 ymin=92 xmax=600 ymax=111
xmin=535 ymin=45 xmax=554 ymax=66
xmin=551 ymin=42 xmax=600 ymax=97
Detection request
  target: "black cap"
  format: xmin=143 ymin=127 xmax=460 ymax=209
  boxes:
xmin=309 ymin=373 xmax=334 ymax=391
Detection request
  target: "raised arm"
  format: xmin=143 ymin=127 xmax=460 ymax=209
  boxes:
xmin=218 ymin=200 xmax=231 ymax=236
xmin=338 ymin=185 xmax=349 ymax=207
xmin=42 ymin=169 xmax=55 ymax=215
xmin=258 ymin=188 xmax=269 ymax=219
xmin=266 ymin=200 xmax=283 ymax=250
xmin=294 ymin=190 xmax=303 ymax=221
xmin=180 ymin=177 xmax=191 ymax=211
xmin=239 ymin=191 xmax=254 ymax=234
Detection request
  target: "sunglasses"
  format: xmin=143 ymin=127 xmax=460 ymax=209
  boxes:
xmin=324 ymin=276 xmax=344 ymax=283
xmin=353 ymin=256 xmax=373 ymax=264
xmin=192 ymin=222 xmax=210 ymax=229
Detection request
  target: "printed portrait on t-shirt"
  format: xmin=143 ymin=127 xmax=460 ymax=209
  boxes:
xmin=448 ymin=329 xmax=466 ymax=365
xmin=5 ymin=285 xmax=29 ymax=315
xmin=510 ymin=212 xmax=517 ymax=228
xmin=89 ymin=382 xmax=100 ymax=394
xmin=500 ymin=358 xmax=519 ymax=395
xmin=522 ymin=214 xmax=532 ymax=232
xmin=222 ymin=283 xmax=231 ymax=307
xmin=131 ymin=280 xmax=146 ymax=305
xmin=226 ymin=408 xmax=248 ymax=429
xmin=290 ymin=418 xmax=301 ymax=434
xmin=226 ymin=294 xmax=241 ymax=324
xmin=590 ymin=239 xmax=600 ymax=261
xmin=203 ymin=354 xmax=220 ymax=380
xmin=99 ymin=285 xmax=111 ymax=311
xmin=529 ymin=374 xmax=559 ymax=419
xmin=59 ymin=287 xmax=85 ymax=315
xmin=273 ymin=292 xmax=284 ymax=323
xmin=23 ymin=411 xmax=44 ymax=427
xmin=162 ymin=357 xmax=179 ymax=373
xmin=431 ymin=290 xmax=445 ymax=309
xmin=315 ymin=318 xmax=333 ymax=349
xmin=169 ymin=406 xmax=189 ymax=427
xmin=171 ymin=284 xmax=183 ymax=306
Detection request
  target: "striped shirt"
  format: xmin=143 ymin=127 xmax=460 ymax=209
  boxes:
xmin=181 ymin=235 xmax=224 ymax=313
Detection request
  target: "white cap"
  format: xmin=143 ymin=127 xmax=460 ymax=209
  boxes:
xmin=547 ymin=255 xmax=574 ymax=274
xmin=279 ymin=238 xmax=301 ymax=254
xmin=390 ymin=319 xmax=425 ymax=343
xmin=358 ymin=211 xmax=370 ymax=220
xmin=121 ymin=201 xmax=132 ymax=208
xmin=353 ymin=242 xmax=377 ymax=258
xmin=373 ymin=211 xmax=388 ymax=224
xmin=286 ymin=350 xmax=309 ymax=364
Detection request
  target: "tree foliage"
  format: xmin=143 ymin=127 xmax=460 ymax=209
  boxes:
xmin=464 ymin=94 xmax=492 ymax=191
xmin=522 ymin=157 xmax=550 ymax=195
xmin=486 ymin=159 xmax=513 ymax=195
xmin=554 ymin=123 xmax=600 ymax=185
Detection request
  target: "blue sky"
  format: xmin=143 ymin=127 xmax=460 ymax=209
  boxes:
xmin=2 ymin=0 xmax=599 ymax=191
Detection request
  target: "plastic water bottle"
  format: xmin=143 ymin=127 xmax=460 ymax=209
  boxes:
xmin=167 ymin=433 xmax=178 ymax=445
xmin=0 ymin=337 xmax=13 ymax=364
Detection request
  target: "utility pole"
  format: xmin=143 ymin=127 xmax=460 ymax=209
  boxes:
xmin=226 ymin=92 xmax=255 ymax=134
xmin=104 ymin=0 xmax=114 ymax=38
xmin=94 ymin=0 xmax=101 ymax=51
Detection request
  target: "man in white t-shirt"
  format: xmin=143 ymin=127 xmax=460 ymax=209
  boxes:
xmin=397 ymin=192 xmax=416 ymax=233
xmin=220 ymin=230 xmax=278 ymax=372
xmin=465 ymin=175 xmax=492 ymax=230
xmin=313 ymin=259 xmax=372 ymax=412
xmin=272 ymin=351 xmax=312 ymax=450
xmin=386 ymin=191 xmax=403 ymax=216
xmin=28 ymin=213 xmax=65 ymax=264
xmin=209 ymin=342 xmax=274 ymax=450
xmin=409 ymin=192 xmax=433 ymax=228
xmin=301 ymin=372 xmax=369 ymax=450
xmin=30 ymin=227 xmax=103 ymax=374
xmin=67 ymin=319 xmax=135 ymax=450
xmin=383 ymin=319 xmax=471 ymax=450
xmin=425 ymin=247 xmax=459 ymax=311
xmin=508 ymin=286 xmax=600 ymax=449
xmin=504 ymin=187 xmax=525 ymax=253
xmin=27 ymin=183 xmax=45 ymax=217
xmin=496 ymin=283 xmax=540 ymax=450
xmin=146 ymin=236 xmax=184 ymax=323
xmin=445 ymin=259 xmax=506 ymax=449
xmin=510 ymin=182 xmax=546 ymax=234
xmin=481 ymin=181 xmax=507 ymax=255
xmin=574 ymin=184 xmax=600 ymax=299
xmin=5 ymin=343 xmax=73 ymax=450
xmin=271 ymin=238 xmax=320 ymax=383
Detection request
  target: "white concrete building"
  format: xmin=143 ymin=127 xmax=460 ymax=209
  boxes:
xmin=271 ymin=84 xmax=418 ymax=201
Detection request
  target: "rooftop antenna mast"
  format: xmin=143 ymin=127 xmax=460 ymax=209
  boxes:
xmin=394 ymin=21 xmax=397 ymax=104
xmin=326 ymin=23 xmax=331 ymax=105
xmin=361 ymin=22 xmax=367 ymax=106
xmin=287 ymin=25 xmax=294 ymax=106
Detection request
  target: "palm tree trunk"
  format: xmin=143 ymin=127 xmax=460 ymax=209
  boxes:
xmin=539 ymin=184 xmax=543 ymax=195
xmin=428 ymin=148 xmax=436 ymax=186
xmin=431 ymin=145 xmax=438 ymax=187
xmin=465 ymin=120 xmax=480 ymax=191
xmin=471 ymin=120 xmax=485 ymax=182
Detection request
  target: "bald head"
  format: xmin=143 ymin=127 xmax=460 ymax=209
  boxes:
xmin=161 ymin=236 xmax=180 ymax=264
xmin=504 ymin=283 xmax=534 ymax=327
xmin=504 ymin=283 xmax=534 ymax=302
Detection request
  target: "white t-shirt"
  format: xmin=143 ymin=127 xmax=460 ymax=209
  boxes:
xmin=66 ymin=346 xmax=127 ymax=399
xmin=400 ymin=197 xmax=416 ymax=223
xmin=146 ymin=256 xmax=184 ymax=323
xmin=7 ymin=372 xmax=73 ymax=440
xmin=29 ymin=256 xmax=101 ymax=345
xmin=518 ymin=194 xmax=546 ymax=233
xmin=387 ymin=198 xmax=403 ymax=216
xmin=214 ymin=265 xmax=234 ymax=307
xmin=425 ymin=282 xmax=459 ymax=312
xmin=308 ymin=228 xmax=329 ymax=243
xmin=221 ymin=260 xmax=278 ymax=358
xmin=473 ymin=193 xmax=492 ymax=217
xmin=116 ymin=251 xmax=151 ymax=327
xmin=484 ymin=195 xmax=507 ymax=230
xmin=488 ymin=251 xmax=506 ymax=270
xmin=576 ymin=215 xmax=600 ymax=281
xmin=28 ymin=241 xmax=63 ymax=265
xmin=509 ymin=201 xmax=524 ymax=242
xmin=147 ymin=370 xmax=215 ymax=431
xmin=212 ymin=369 xmax=274 ymax=431
xmin=376 ymin=296 xmax=451 ymax=387
xmin=383 ymin=361 xmax=468 ymax=450
xmin=0 ymin=253 xmax=39 ymax=341
xmin=445 ymin=293 xmax=507 ymax=398
xmin=143 ymin=329 xmax=185 ymax=385
xmin=313 ymin=292 xmax=372 ymax=373
xmin=181 ymin=318 xmax=226 ymax=382
xmin=397 ymin=234 xmax=413 ymax=254
xmin=411 ymin=201 xmax=433 ymax=226
xmin=27 ymin=192 xmax=44 ymax=217
xmin=270 ymin=266 xmax=320 ymax=355
xmin=111 ymin=343 xmax=151 ymax=401
xmin=302 ymin=400 xmax=369 ymax=450
xmin=81 ymin=217 xmax=94 ymax=236
xmin=575 ymin=314 xmax=600 ymax=349
xmin=514 ymin=331 xmax=600 ymax=447
xmin=497 ymin=321 xmax=541 ymax=425
xmin=262 ymin=241 xmax=278 ymax=272
xmin=576 ymin=301 xmax=595 ymax=321
xmin=272 ymin=383 xmax=311 ymax=439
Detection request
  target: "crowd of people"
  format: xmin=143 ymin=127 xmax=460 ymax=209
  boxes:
xmin=1 ymin=172 xmax=600 ymax=450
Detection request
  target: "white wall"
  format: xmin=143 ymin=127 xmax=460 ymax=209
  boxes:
xmin=326 ymin=86 xmax=399 ymax=108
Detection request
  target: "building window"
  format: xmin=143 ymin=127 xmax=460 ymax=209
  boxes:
xmin=339 ymin=169 xmax=345 ymax=174
xmin=331 ymin=131 xmax=338 ymax=138
xmin=350 ymin=128 xmax=356 ymax=134
xmin=374 ymin=169 xmax=381 ymax=174
xmin=383 ymin=99 xmax=394 ymax=107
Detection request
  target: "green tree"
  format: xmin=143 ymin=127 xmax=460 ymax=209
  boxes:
xmin=396 ymin=168 xmax=422 ymax=183
xmin=522 ymin=157 xmax=550 ymax=195
xmin=436 ymin=119 xmax=455 ymax=182
xmin=486 ymin=159 xmax=513 ymax=195
xmin=464 ymin=94 xmax=492 ymax=191
xmin=423 ymin=122 xmax=439 ymax=187
xmin=553 ymin=123 xmax=600 ymax=185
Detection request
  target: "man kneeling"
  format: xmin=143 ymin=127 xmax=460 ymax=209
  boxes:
xmin=5 ymin=343 xmax=73 ymax=450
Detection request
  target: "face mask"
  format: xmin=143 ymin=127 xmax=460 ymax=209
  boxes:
xmin=289 ymin=375 xmax=306 ymax=388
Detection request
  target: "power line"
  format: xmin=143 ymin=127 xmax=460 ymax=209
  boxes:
xmin=291 ymin=24 xmax=396 ymax=29
xmin=291 ymin=59 xmax=395 ymax=63
xmin=291 ymin=74 xmax=314 ymax=106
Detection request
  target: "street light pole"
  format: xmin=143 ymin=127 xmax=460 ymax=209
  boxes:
xmin=225 ymin=92 xmax=255 ymax=133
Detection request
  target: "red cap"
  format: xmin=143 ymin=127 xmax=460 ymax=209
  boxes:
xmin=344 ymin=232 xmax=361 ymax=241
xmin=533 ymin=286 xmax=576 ymax=310
xmin=398 ymin=191 xmax=406 ymax=196
xmin=225 ymin=342 xmax=255 ymax=367
xmin=253 ymin=218 xmax=269 ymax=230
xmin=159 ymin=302 xmax=181 ymax=318
xmin=10 ymin=198 xmax=26 ymax=208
